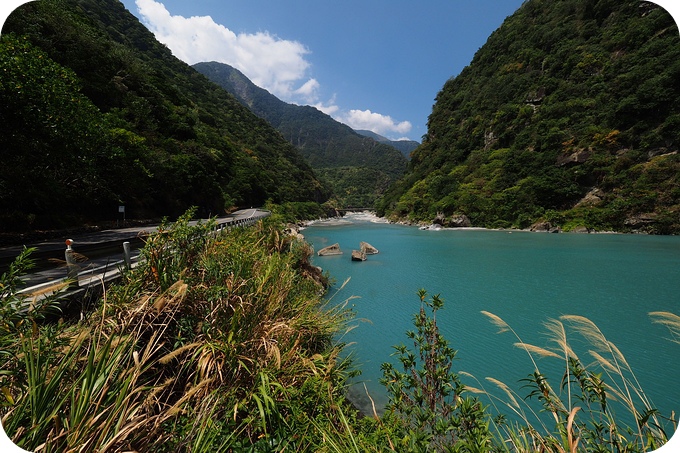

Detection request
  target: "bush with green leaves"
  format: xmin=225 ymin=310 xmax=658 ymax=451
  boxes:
xmin=380 ymin=290 xmax=494 ymax=452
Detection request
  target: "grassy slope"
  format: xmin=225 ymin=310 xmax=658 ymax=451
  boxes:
xmin=0 ymin=215 xmax=360 ymax=451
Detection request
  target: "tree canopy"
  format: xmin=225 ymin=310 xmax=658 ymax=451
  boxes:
xmin=378 ymin=0 xmax=680 ymax=233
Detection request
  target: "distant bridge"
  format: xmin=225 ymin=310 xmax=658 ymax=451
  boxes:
xmin=336 ymin=208 xmax=375 ymax=213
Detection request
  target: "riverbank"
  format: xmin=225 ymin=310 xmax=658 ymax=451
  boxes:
xmin=303 ymin=210 xmax=622 ymax=234
xmin=303 ymin=210 xmax=390 ymax=227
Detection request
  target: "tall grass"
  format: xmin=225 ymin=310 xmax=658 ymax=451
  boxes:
xmin=477 ymin=311 xmax=676 ymax=452
xmin=1 ymin=211 xmax=358 ymax=451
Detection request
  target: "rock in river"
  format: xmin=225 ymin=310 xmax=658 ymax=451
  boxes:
xmin=317 ymin=243 xmax=342 ymax=256
xmin=351 ymin=250 xmax=366 ymax=261
xmin=360 ymin=241 xmax=379 ymax=255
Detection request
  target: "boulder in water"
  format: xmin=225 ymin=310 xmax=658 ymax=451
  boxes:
xmin=317 ymin=243 xmax=343 ymax=256
xmin=351 ymin=250 xmax=366 ymax=261
xmin=360 ymin=241 xmax=379 ymax=255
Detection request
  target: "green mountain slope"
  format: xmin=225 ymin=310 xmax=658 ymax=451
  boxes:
xmin=193 ymin=61 xmax=408 ymax=208
xmin=378 ymin=0 xmax=680 ymax=234
xmin=0 ymin=0 xmax=327 ymax=231
xmin=354 ymin=130 xmax=419 ymax=158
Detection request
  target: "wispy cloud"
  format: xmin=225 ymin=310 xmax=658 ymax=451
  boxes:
xmin=131 ymin=0 xmax=412 ymax=139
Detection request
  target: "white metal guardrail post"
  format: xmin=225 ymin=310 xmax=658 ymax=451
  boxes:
xmin=123 ymin=241 xmax=132 ymax=269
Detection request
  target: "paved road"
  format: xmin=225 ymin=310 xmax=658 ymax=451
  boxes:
xmin=1 ymin=208 xmax=270 ymax=288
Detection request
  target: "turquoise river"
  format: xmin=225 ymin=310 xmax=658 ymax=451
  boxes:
xmin=303 ymin=213 xmax=680 ymax=433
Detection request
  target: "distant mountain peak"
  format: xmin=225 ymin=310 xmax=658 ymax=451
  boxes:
xmin=355 ymin=129 xmax=390 ymax=142
xmin=355 ymin=130 xmax=419 ymax=158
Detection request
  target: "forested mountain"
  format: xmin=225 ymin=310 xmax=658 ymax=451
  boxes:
xmin=354 ymin=130 xmax=419 ymax=158
xmin=378 ymin=0 xmax=680 ymax=234
xmin=193 ymin=61 xmax=408 ymax=208
xmin=0 ymin=0 xmax=328 ymax=231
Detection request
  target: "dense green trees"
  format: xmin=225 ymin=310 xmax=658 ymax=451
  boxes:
xmin=378 ymin=0 xmax=680 ymax=233
xmin=1 ymin=0 xmax=328 ymax=231
xmin=0 ymin=35 xmax=104 ymax=228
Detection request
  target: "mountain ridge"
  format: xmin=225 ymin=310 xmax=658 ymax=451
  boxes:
xmin=354 ymin=129 xmax=419 ymax=158
xmin=192 ymin=61 xmax=408 ymax=208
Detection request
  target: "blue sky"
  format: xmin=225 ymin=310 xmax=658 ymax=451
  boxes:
xmin=1 ymin=1 xmax=679 ymax=141
xmin=118 ymin=0 xmax=530 ymax=141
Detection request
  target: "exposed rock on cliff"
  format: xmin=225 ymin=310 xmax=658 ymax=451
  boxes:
xmin=530 ymin=222 xmax=561 ymax=233
xmin=449 ymin=215 xmax=472 ymax=228
xmin=575 ymin=188 xmax=605 ymax=208
xmin=433 ymin=213 xmax=472 ymax=228
xmin=624 ymin=213 xmax=658 ymax=231
xmin=557 ymin=149 xmax=592 ymax=167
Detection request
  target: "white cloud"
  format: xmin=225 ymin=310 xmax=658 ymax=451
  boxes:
xmin=338 ymin=109 xmax=412 ymax=138
xmin=131 ymin=0 xmax=412 ymax=139
xmin=293 ymin=78 xmax=320 ymax=103
xmin=314 ymin=103 xmax=340 ymax=116
xmin=134 ymin=0 xmax=316 ymax=103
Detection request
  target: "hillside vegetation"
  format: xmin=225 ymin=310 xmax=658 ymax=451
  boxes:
xmin=1 ymin=0 xmax=328 ymax=231
xmin=378 ymin=0 xmax=680 ymax=234
xmin=193 ymin=61 xmax=408 ymax=208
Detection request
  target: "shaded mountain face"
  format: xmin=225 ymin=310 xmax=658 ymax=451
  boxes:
xmin=0 ymin=0 xmax=327 ymax=231
xmin=354 ymin=130 xmax=420 ymax=159
xmin=378 ymin=0 xmax=680 ymax=234
xmin=193 ymin=61 xmax=408 ymax=208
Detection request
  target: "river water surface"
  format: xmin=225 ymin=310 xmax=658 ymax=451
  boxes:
xmin=303 ymin=213 xmax=680 ymax=431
